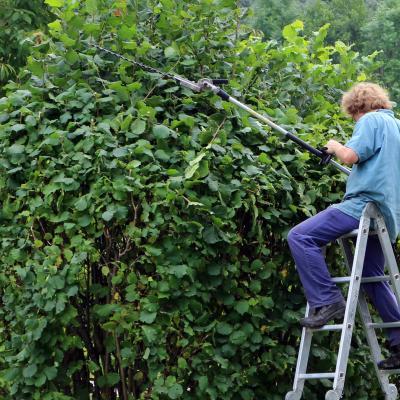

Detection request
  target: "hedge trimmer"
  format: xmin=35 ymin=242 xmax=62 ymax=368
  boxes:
xmin=92 ymin=43 xmax=351 ymax=176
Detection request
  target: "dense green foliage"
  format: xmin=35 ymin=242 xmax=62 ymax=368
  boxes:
xmin=301 ymin=0 xmax=368 ymax=46
xmin=249 ymin=0 xmax=301 ymax=40
xmin=362 ymin=0 xmax=400 ymax=101
xmin=0 ymin=0 xmax=52 ymax=83
xmin=0 ymin=0 xmax=392 ymax=399
xmin=250 ymin=0 xmax=371 ymax=45
xmin=3 ymin=0 xmax=399 ymax=103
xmin=249 ymin=0 xmax=400 ymax=104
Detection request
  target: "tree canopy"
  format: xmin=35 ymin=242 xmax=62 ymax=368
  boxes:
xmin=249 ymin=0 xmax=399 ymax=105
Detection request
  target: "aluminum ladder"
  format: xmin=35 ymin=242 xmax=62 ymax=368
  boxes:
xmin=286 ymin=203 xmax=400 ymax=400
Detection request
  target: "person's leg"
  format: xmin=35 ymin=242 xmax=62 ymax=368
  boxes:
xmin=287 ymin=207 xmax=359 ymax=309
xmin=361 ymin=235 xmax=400 ymax=346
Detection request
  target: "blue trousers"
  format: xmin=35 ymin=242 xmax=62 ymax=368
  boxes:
xmin=288 ymin=207 xmax=400 ymax=346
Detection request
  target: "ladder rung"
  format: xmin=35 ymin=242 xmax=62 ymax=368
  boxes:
xmin=368 ymin=322 xmax=400 ymax=329
xmin=380 ymin=368 xmax=400 ymax=375
xmin=332 ymin=277 xmax=351 ymax=283
xmin=340 ymin=229 xmax=377 ymax=239
xmin=298 ymin=373 xmax=335 ymax=380
xmin=362 ymin=276 xmax=391 ymax=283
xmin=340 ymin=229 xmax=359 ymax=238
xmin=312 ymin=324 xmax=343 ymax=332
xmin=332 ymin=276 xmax=391 ymax=284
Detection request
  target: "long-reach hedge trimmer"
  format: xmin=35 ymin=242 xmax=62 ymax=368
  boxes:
xmin=92 ymin=43 xmax=351 ymax=176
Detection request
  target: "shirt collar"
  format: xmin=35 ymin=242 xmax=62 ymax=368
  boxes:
xmin=377 ymin=109 xmax=395 ymax=117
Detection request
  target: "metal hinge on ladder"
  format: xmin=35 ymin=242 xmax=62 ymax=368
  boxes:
xmin=285 ymin=203 xmax=400 ymax=400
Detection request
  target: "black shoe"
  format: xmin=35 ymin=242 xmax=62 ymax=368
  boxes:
xmin=300 ymin=300 xmax=346 ymax=328
xmin=378 ymin=345 xmax=400 ymax=370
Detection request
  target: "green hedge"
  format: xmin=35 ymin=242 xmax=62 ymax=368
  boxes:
xmin=0 ymin=0 xmax=52 ymax=84
xmin=0 ymin=0 xmax=386 ymax=399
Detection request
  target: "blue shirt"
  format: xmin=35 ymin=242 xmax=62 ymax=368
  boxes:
xmin=333 ymin=109 xmax=400 ymax=242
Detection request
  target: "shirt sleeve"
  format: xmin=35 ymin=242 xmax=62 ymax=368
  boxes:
xmin=345 ymin=114 xmax=383 ymax=163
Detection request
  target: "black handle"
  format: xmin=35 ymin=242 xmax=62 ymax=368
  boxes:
xmin=285 ymin=132 xmax=332 ymax=165
xmin=212 ymin=79 xmax=228 ymax=85
xmin=318 ymin=147 xmax=333 ymax=165
xmin=285 ymin=131 xmax=322 ymax=158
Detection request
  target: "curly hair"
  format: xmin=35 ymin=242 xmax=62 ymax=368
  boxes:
xmin=341 ymin=82 xmax=392 ymax=118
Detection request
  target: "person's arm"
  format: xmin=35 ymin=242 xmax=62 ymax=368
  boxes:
xmin=325 ymin=139 xmax=359 ymax=165
xmin=325 ymin=113 xmax=383 ymax=166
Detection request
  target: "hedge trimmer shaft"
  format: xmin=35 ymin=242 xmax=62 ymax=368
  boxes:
xmin=92 ymin=44 xmax=227 ymax=92
xmin=92 ymin=43 xmax=351 ymax=176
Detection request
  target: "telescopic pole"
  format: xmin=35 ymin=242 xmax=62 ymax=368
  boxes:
xmin=198 ymin=80 xmax=351 ymax=176
xmin=91 ymin=44 xmax=351 ymax=176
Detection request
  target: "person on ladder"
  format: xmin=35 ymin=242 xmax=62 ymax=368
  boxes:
xmin=287 ymin=82 xmax=400 ymax=369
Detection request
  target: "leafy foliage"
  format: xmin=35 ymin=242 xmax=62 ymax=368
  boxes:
xmin=362 ymin=0 xmax=400 ymax=102
xmin=0 ymin=0 xmax=384 ymax=399
xmin=248 ymin=0 xmax=301 ymax=39
xmin=0 ymin=0 xmax=52 ymax=84
xmin=247 ymin=0 xmax=400 ymax=105
xmin=300 ymin=0 xmax=368 ymax=47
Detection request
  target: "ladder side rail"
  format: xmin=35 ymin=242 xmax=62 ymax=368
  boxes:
xmin=329 ymin=212 xmax=370 ymax=397
xmin=285 ymin=304 xmax=313 ymax=400
xmin=374 ymin=211 xmax=400 ymax=307
xmin=338 ymin=237 xmax=393 ymax=397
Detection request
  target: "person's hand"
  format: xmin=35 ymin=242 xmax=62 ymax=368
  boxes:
xmin=325 ymin=139 xmax=341 ymax=155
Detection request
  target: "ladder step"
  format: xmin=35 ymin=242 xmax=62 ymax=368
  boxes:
xmin=380 ymin=368 xmax=400 ymax=375
xmin=332 ymin=277 xmax=351 ymax=283
xmin=312 ymin=324 xmax=343 ymax=332
xmin=298 ymin=373 xmax=335 ymax=380
xmin=332 ymin=276 xmax=391 ymax=284
xmin=368 ymin=322 xmax=400 ymax=329
xmin=340 ymin=229 xmax=377 ymax=239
